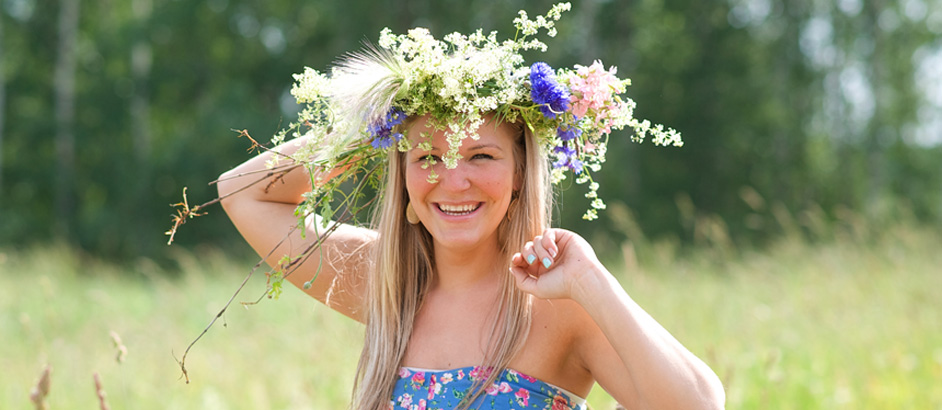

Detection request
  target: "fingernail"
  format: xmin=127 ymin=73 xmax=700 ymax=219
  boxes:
xmin=526 ymin=254 xmax=536 ymax=265
xmin=542 ymin=257 xmax=552 ymax=268
xmin=548 ymin=248 xmax=557 ymax=258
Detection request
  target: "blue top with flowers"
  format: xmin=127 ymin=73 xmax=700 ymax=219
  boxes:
xmin=390 ymin=366 xmax=587 ymax=410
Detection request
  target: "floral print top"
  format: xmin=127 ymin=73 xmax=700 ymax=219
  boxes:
xmin=389 ymin=366 xmax=587 ymax=410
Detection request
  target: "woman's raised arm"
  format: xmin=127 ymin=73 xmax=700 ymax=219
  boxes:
xmin=217 ymin=137 xmax=376 ymax=322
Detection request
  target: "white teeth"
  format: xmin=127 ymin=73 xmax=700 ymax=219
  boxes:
xmin=439 ymin=204 xmax=477 ymax=214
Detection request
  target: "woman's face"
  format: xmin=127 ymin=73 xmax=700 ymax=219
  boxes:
xmin=404 ymin=116 xmax=520 ymax=252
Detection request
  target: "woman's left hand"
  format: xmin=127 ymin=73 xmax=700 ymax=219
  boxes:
xmin=509 ymin=228 xmax=606 ymax=301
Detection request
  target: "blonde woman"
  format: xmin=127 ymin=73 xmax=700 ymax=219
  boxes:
xmin=216 ymin=4 xmax=723 ymax=410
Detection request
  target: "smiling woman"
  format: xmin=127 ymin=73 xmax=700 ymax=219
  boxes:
xmin=404 ymin=116 xmax=520 ymax=254
xmin=212 ymin=3 xmax=722 ymax=410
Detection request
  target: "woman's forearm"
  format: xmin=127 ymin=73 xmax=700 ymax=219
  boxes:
xmin=217 ymin=137 xmax=314 ymax=206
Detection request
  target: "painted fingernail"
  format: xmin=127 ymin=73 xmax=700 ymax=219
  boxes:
xmin=526 ymin=254 xmax=536 ymax=265
xmin=542 ymin=257 xmax=552 ymax=268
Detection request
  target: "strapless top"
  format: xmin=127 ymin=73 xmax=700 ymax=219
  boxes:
xmin=389 ymin=366 xmax=587 ymax=410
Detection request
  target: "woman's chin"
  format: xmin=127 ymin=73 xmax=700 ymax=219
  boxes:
xmin=429 ymin=228 xmax=499 ymax=252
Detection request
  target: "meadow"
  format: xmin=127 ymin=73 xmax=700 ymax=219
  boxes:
xmin=1 ymin=222 xmax=940 ymax=409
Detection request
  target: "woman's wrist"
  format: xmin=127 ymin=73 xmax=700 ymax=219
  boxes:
xmin=570 ymin=262 xmax=624 ymax=310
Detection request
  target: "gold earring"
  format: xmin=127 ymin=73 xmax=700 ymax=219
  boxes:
xmin=406 ymin=202 xmax=420 ymax=225
xmin=506 ymin=196 xmax=518 ymax=222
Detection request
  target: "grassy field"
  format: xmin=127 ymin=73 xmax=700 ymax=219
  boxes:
xmin=1 ymin=224 xmax=940 ymax=409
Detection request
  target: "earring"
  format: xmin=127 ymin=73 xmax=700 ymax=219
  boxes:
xmin=506 ymin=195 xmax=519 ymax=222
xmin=406 ymin=202 xmax=420 ymax=225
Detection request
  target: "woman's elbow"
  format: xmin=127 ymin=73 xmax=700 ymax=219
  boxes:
xmin=694 ymin=373 xmax=726 ymax=410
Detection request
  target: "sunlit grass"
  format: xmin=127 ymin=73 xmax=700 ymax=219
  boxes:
xmin=1 ymin=223 xmax=940 ymax=409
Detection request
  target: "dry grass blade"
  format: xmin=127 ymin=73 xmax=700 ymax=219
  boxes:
xmin=29 ymin=365 xmax=51 ymax=410
xmin=93 ymin=373 xmax=110 ymax=410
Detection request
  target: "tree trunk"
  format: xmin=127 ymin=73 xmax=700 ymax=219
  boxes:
xmin=55 ymin=0 xmax=80 ymax=239
xmin=0 ymin=11 xmax=5 ymax=196
xmin=132 ymin=0 xmax=152 ymax=162
xmin=131 ymin=0 xmax=153 ymax=250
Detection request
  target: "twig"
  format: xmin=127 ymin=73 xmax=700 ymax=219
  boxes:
xmin=93 ymin=373 xmax=110 ymax=410
xmin=29 ymin=365 xmax=51 ymax=410
xmin=164 ymin=163 xmax=300 ymax=245
xmin=173 ymin=135 xmax=382 ymax=383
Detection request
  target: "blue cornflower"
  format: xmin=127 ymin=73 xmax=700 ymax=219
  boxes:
xmin=556 ymin=124 xmax=582 ymax=141
xmin=530 ymin=62 xmax=570 ymax=119
xmin=369 ymin=108 xmax=405 ymax=150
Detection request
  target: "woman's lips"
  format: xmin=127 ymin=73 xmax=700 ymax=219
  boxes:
xmin=436 ymin=202 xmax=482 ymax=216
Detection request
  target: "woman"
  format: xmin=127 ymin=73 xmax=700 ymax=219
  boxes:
xmin=216 ymin=4 xmax=723 ymax=409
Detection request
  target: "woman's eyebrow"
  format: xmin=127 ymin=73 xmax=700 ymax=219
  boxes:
xmin=466 ymin=143 xmax=503 ymax=151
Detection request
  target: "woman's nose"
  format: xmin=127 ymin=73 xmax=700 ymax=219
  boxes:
xmin=437 ymin=162 xmax=472 ymax=192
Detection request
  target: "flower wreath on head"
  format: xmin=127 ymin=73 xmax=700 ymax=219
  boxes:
xmin=277 ymin=2 xmax=681 ymax=223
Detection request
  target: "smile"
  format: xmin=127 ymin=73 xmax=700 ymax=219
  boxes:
xmin=436 ymin=203 xmax=481 ymax=216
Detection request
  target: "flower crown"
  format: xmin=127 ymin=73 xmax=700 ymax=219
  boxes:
xmin=277 ymin=2 xmax=681 ymax=221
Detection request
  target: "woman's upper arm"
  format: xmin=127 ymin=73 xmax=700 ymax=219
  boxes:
xmin=217 ymin=155 xmax=374 ymax=322
xmin=572 ymin=309 xmax=642 ymax=407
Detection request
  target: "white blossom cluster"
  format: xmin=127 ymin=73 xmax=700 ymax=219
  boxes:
xmin=272 ymin=1 xmax=682 ymax=222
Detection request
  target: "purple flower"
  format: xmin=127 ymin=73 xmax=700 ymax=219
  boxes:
xmin=556 ymin=124 xmax=582 ymax=141
xmin=552 ymin=144 xmax=583 ymax=173
xmin=369 ymin=108 xmax=405 ymax=150
xmin=530 ymin=62 xmax=570 ymax=119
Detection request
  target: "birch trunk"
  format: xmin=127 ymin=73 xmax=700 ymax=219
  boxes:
xmin=131 ymin=0 xmax=152 ymax=250
xmin=0 ymin=12 xmax=5 ymax=195
xmin=55 ymin=0 xmax=80 ymax=238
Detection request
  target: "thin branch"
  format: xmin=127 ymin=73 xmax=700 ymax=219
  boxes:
xmin=164 ymin=164 xmax=302 ymax=245
xmin=175 ymin=165 xmax=379 ymax=383
xmin=173 ymin=131 xmax=384 ymax=383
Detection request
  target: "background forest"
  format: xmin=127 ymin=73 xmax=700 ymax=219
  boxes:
xmin=2 ymin=0 xmax=941 ymax=409
xmin=2 ymin=0 xmax=940 ymax=258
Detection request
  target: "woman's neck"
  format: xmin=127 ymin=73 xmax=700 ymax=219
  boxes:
xmin=431 ymin=237 xmax=505 ymax=292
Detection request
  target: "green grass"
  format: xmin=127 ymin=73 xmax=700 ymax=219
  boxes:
xmin=1 ymin=224 xmax=941 ymax=409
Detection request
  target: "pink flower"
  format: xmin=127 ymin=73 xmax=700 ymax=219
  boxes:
xmin=427 ymin=375 xmax=441 ymax=400
xmin=485 ymin=384 xmax=499 ymax=396
xmin=498 ymin=382 xmax=512 ymax=393
xmin=457 ymin=369 xmax=465 ymax=380
xmin=510 ymin=369 xmax=538 ymax=383
xmin=411 ymin=372 xmax=425 ymax=385
xmin=551 ymin=392 xmax=569 ymax=410
xmin=515 ymin=388 xmax=530 ymax=406
xmin=399 ymin=368 xmax=412 ymax=378
xmin=568 ymin=60 xmax=621 ymax=118
xmin=397 ymin=393 xmax=413 ymax=408
xmin=469 ymin=366 xmax=493 ymax=381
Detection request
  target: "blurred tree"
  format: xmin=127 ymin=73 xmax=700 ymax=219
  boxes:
xmin=0 ymin=0 xmax=938 ymax=263
xmin=0 ymin=8 xmax=5 ymax=195
xmin=54 ymin=0 xmax=79 ymax=240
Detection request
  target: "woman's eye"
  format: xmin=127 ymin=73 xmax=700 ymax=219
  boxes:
xmin=420 ymin=154 xmax=440 ymax=162
xmin=471 ymin=153 xmax=494 ymax=160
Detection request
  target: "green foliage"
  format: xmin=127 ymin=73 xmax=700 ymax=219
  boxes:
xmin=0 ymin=0 xmax=940 ymax=260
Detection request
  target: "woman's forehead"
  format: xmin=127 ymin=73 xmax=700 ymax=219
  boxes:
xmin=406 ymin=116 xmax=517 ymax=150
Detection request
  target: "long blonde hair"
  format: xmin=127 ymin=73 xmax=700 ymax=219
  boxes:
xmin=351 ymin=120 xmax=551 ymax=410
